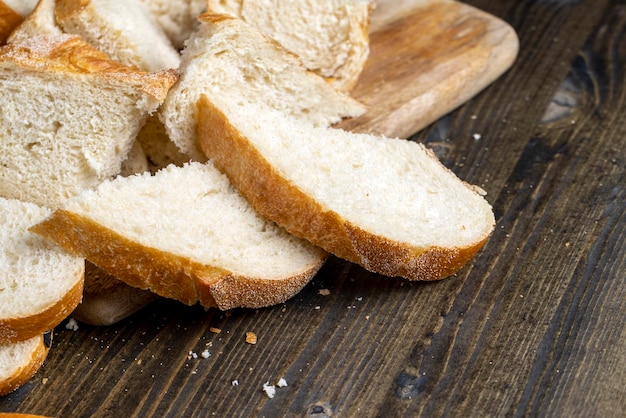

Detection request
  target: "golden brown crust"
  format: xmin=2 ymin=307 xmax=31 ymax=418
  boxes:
xmin=196 ymin=95 xmax=488 ymax=281
xmin=0 ymin=334 xmax=50 ymax=397
xmin=30 ymin=210 xmax=326 ymax=310
xmin=0 ymin=1 xmax=23 ymax=45
xmin=0 ymin=274 xmax=83 ymax=344
xmin=0 ymin=34 xmax=178 ymax=100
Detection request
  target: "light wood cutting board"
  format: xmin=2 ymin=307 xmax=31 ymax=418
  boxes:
xmin=74 ymin=0 xmax=519 ymax=326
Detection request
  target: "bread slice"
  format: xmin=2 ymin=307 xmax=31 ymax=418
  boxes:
xmin=0 ymin=0 xmax=24 ymax=44
xmin=0 ymin=198 xmax=83 ymax=344
xmin=205 ymin=0 xmax=373 ymax=92
xmin=0 ymin=333 xmax=50 ymax=396
xmin=55 ymin=0 xmax=180 ymax=71
xmin=196 ymin=94 xmax=495 ymax=281
xmin=0 ymin=34 xmax=178 ymax=208
xmin=7 ymin=0 xmax=62 ymax=44
xmin=31 ymin=162 xmax=328 ymax=310
xmin=138 ymin=0 xmax=206 ymax=49
xmin=159 ymin=13 xmax=366 ymax=161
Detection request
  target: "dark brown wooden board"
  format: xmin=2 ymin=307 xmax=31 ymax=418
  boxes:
xmin=2 ymin=0 xmax=625 ymax=417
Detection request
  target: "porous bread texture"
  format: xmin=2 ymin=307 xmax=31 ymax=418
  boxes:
xmin=31 ymin=162 xmax=328 ymax=310
xmin=0 ymin=334 xmax=48 ymax=396
xmin=159 ymin=13 xmax=366 ymax=161
xmin=205 ymin=0 xmax=373 ymax=92
xmin=55 ymin=0 xmax=181 ymax=71
xmin=0 ymin=197 xmax=84 ymax=344
xmin=197 ymin=95 xmax=496 ymax=281
xmin=0 ymin=34 xmax=178 ymax=208
xmin=7 ymin=0 xmax=62 ymax=44
xmin=138 ymin=0 xmax=206 ymax=49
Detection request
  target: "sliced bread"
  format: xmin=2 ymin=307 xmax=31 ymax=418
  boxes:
xmin=0 ymin=198 xmax=83 ymax=344
xmin=0 ymin=333 xmax=50 ymax=396
xmin=31 ymin=162 xmax=328 ymax=310
xmin=196 ymin=93 xmax=495 ymax=281
xmin=6 ymin=0 xmax=61 ymax=44
xmin=205 ymin=0 xmax=373 ymax=92
xmin=159 ymin=13 xmax=366 ymax=161
xmin=55 ymin=0 xmax=180 ymax=71
xmin=0 ymin=34 xmax=178 ymax=208
xmin=0 ymin=0 xmax=24 ymax=44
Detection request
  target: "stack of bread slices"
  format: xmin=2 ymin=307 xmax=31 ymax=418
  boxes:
xmin=0 ymin=0 xmax=494 ymax=396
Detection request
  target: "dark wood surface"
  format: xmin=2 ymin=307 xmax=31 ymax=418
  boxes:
xmin=2 ymin=0 xmax=625 ymax=416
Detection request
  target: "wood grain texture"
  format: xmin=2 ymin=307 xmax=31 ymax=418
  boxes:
xmin=1 ymin=0 xmax=625 ymax=417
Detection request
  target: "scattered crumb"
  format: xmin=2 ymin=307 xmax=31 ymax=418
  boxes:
xmin=565 ymin=242 xmax=570 ymax=247
xmin=246 ymin=332 xmax=257 ymax=344
xmin=188 ymin=351 xmax=198 ymax=360
xmin=314 ymin=306 xmax=321 ymax=310
xmin=65 ymin=318 xmax=79 ymax=331
xmin=365 ymin=315 xmax=370 ymax=320
xmin=137 ymin=359 xmax=142 ymax=365
xmin=201 ymin=350 xmax=211 ymax=359
xmin=42 ymin=377 xmax=48 ymax=385
xmin=232 ymin=380 xmax=239 ymax=386
xmin=263 ymin=382 xmax=276 ymax=398
xmin=277 ymin=378 xmax=288 ymax=388
xmin=319 ymin=289 xmax=330 ymax=296
xmin=473 ymin=133 xmax=482 ymax=140
xmin=209 ymin=327 xmax=221 ymax=334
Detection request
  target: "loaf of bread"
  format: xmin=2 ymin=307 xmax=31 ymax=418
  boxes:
xmin=0 ymin=33 xmax=178 ymax=208
xmin=159 ymin=13 xmax=366 ymax=161
xmin=0 ymin=197 xmax=83 ymax=344
xmin=31 ymin=162 xmax=328 ymax=310
xmin=205 ymin=0 xmax=373 ymax=92
xmin=55 ymin=0 xmax=180 ymax=71
xmin=0 ymin=333 xmax=50 ymax=396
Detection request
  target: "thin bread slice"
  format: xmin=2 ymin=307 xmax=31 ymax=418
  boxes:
xmin=205 ymin=0 xmax=373 ymax=92
xmin=55 ymin=0 xmax=180 ymax=71
xmin=31 ymin=162 xmax=328 ymax=310
xmin=0 ymin=333 xmax=50 ymax=396
xmin=0 ymin=34 xmax=178 ymax=208
xmin=0 ymin=198 xmax=83 ymax=344
xmin=196 ymin=94 xmax=495 ymax=281
xmin=159 ymin=13 xmax=366 ymax=161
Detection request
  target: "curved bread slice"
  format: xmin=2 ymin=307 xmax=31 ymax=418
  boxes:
xmin=196 ymin=95 xmax=495 ymax=281
xmin=0 ymin=333 xmax=50 ymax=396
xmin=159 ymin=13 xmax=366 ymax=161
xmin=205 ymin=0 xmax=373 ymax=92
xmin=31 ymin=162 xmax=328 ymax=310
xmin=0 ymin=198 xmax=84 ymax=344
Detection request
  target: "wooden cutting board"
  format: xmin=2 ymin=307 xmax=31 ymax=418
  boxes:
xmin=75 ymin=0 xmax=518 ymax=326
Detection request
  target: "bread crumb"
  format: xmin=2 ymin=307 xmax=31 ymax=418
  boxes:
xmin=232 ymin=379 xmax=239 ymax=386
xmin=263 ymin=382 xmax=276 ymax=398
xmin=209 ymin=327 xmax=221 ymax=334
xmin=277 ymin=378 xmax=288 ymax=387
xmin=65 ymin=318 xmax=79 ymax=331
xmin=201 ymin=349 xmax=211 ymax=359
xmin=42 ymin=377 xmax=48 ymax=384
xmin=246 ymin=332 xmax=257 ymax=344
xmin=319 ymin=289 xmax=330 ymax=296
xmin=188 ymin=351 xmax=198 ymax=359
xmin=473 ymin=133 xmax=482 ymax=140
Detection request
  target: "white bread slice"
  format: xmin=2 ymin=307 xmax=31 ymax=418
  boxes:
xmin=7 ymin=0 xmax=62 ymax=44
xmin=159 ymin=13 xmax=366 ymax=161
xmin=196 ymin=93 xmax=495 ymax=281
xmin=138 ymin=0 xmax=206 ymax=49
xmin=0 ymin=333 xmax=50 ymax=396
xmin=55 ymin=0 xmax=180 ymax=71
xmin=0 ymin=198 xmax=83 ymax=344
xmin=0 ymin=34 xmax=178 ymax=208
xmin=205 ymin=0 xmax=373 ymax=92
xmin=31 ymin=162 xmax=328 ymax=310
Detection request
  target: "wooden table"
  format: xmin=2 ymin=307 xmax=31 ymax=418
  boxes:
xmin=2 ymin=0 xmax=625 ymax=416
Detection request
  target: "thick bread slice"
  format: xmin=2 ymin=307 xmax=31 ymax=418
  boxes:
xmin=55 ymin=0 xmax=180 ymax=71
xmin=206 ymin=0 xmax=373 ymax=92
xmin=196 ymin=95 xmax=495 ymax=281
xmin=31 ymin=162 xmax=328 ymax=310
xmin=0 ymin=34 xmax=178 ymax=208
xmin=7 ymin=0 xmax=61 ymax=44
xmin=159 ymin=13 xmax=366 ymax=161
xmin=0 ymin=198 xmax=83 ymax=344
xmin=138 ymin=0 xmax=206 ymax=49
xmin=0 ymin=333 xmax=50 ymax=396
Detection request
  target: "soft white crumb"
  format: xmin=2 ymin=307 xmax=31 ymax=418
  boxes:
xmin=231 ymin=379 xmax=239 ymax=386
xmin=188 ymin=351 xmax=198 ymax=360
xmin=201 ymin=349 xmax=211 ymax=359
xmin=473 ymin=133 xmax=482 ymax=140
xmin=65 ymin=318 xmax=79 ymax=331
xmin=277 ymin=378 xmax=288 ymax=387
xmin=262 ymin=382 xmax=276 ymax=398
